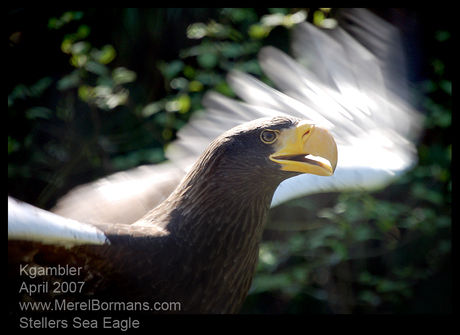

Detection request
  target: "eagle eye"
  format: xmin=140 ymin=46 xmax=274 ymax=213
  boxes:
xmin=260 ymin=130 xmax=279 ymax=144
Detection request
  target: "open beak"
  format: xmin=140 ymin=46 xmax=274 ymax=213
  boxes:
xmin=270 ymin=120 xmax=337 ymax=176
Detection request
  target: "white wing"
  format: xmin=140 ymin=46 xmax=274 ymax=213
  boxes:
xmin=29 ymin=8 xmax=422 ymax=227
xmin=168 ymin=8 xmax=423 ymax=206
xmin=8 ymin=196 xmax=107 ymax=247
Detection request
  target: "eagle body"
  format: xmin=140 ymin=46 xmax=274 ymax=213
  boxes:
xmin=9 ymin=116 xmax=336 ymax=314
xmin=95 ymin=117 xmax=304 ymax=313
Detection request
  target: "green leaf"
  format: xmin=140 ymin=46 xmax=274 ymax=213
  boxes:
xmin=376 ymin=219 xmax=395 ymax=233
xmin=70 ymin=54 xmax=88 ymax=68
xmin=187 ymin=22 xmax=207 ymax=39
xmin=183 ymin=65 xmax=196 ymax=79
xmin=141 ymin=101 xmax=163 ymax=118
xmin=435 ymin=30 xmax=450 ymax=42
xmin=158 ymin=60 xmax=184 ymax=81
xmin=194 ymin=71 xmax=222 ymax=86
xmin=8 ymin=136 xmax=20 ymax=154
xmin=376 ymin=279 xmax=409 ymax=293
xmin=78 ymin=85 xmax=94 ymax=102
xmin=76 ymin=24 xmax=91 ymax=39
xmin=97 ymin=45 xmax=117 ymax=65
xmin=188 ymin=80 xmax=203 ymax=92
xmin=439 ymin=80 xmax=452 ymax=96
xmin=213 ymin=81 xmax=235 ymax=97
xmin=353 ymin=225 xmax=373 ymax=241
xmin=71 ymin=41 xmax=91 ymax=55
xmin=358 ymin=271 xmax=375 ymax=285
xmin=112 ymin=67 xmax=137 ymax=84
xmin=25 ymin=107 xmax=53 ymax=119
xmin=431 ymin=59 xmax=444 ymax=75
xmin=251 ymin=273 xmax=293 ymax=294
xmin=248 ymin=24 xmax=270 ymax=39
xmin=85 ymin=61 xmax=110 ymax=76
xmin=358 ymin=290 xmax=381 ymax=306
xmin=313 ymin=10 xmax=325 ymax=26
xmin=197 ymin=52 xmax=218 ymax=69
xmin=328 ymin=240 xmax=348 ymax=260
xmin=268 ymin=8 xmax=289 ymax=15
xmin=412 ymin=183 xmax=443 ymax=205
xmin=177 ymin=94 xmax=191 ymax=113
xmin=57 ymin=70 xmax=81 ymax=91
xmin=170 ymin=77 xmax=189 ymax=90
xmin=225 ymin=8 xmax=259 ymax=22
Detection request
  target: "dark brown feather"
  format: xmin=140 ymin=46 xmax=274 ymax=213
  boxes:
xmin=9 ymin=116 xmax=302 ymax=314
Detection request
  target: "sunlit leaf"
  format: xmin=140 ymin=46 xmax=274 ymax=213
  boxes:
xmin=61 ymin=39 xmax=73 ymax=54
xmin=97 ymin=45 xmax=117 ymax=65
xmin=70 ymin=54 xmax=87 ymax=68
xmin=85 ymin=61 xmax=110 ymax=76
xmin=141 ymin=101 xmax=163 ymax=117
xmin=188 ymin=80 xmax=203 ymax=92
xmin=112 ymin=67 xmax=137 ymax=84
xmin=187 ymin=23 xmax=207 ymax=39
xmin=213 ymin=81 xmax=235 ymax=97
xmin=261 ymin=12 xmax=285 ymax=26
xmin=70 ymin=41 xmax=91 ymax=55
xmin=77 ymin=85 xmax=94 ymax=101
xmin=205 ymin=21 xmax=231 ymax=39
xmin=178 ymin=94 xmax=191 ymax=113
xmin=170 ymin=77 xmax=188 ymax=90
xmin=248 ymin=24 xmax=270 ymax=39
xmin=313 ymin=10 xmax=325 ymax=26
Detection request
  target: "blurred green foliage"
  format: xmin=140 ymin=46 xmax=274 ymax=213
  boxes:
xmin=8 ymin=8 xmax=450 ymax=313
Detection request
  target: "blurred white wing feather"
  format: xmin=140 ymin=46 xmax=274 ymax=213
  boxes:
xmin=42 ymin=8 xmax=422 ymax=225
xmin=168 ymin=9 xmax=422 ymax=207
xmin=8 ymin=197 xmax=107 ymax=246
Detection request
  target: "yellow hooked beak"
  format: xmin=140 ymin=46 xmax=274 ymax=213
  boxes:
xmin=269 ymin=120 xmax=337 ymax=176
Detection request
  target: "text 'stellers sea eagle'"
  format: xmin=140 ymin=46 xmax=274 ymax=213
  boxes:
xmin=8 ymin=9 xmax=422 ymax=316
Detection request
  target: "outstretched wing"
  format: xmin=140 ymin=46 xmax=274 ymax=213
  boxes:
xmin=8 ymin=196 xmax=108 ymax=247
xmin=167 ymin=8 xmax=423 ymax=206
xmin=50 ymin=8 xmax=421 ymax=225
xmin=52 ymin=162 xmax=186 ymax=225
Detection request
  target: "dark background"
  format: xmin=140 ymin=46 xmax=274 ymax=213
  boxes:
xmin=8 ymin=8 xmax=451 ymax=314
